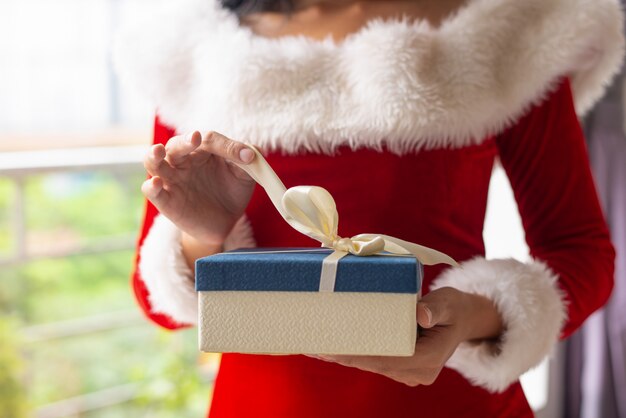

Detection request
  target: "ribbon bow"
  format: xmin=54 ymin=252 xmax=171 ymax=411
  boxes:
xmin=235 ymin=145 xmax=457 ymax=291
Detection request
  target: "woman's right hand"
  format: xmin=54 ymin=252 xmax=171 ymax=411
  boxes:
xmin=141 ymin=130 xmax=257 ymax=248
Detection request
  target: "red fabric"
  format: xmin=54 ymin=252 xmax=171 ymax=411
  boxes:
xmin=130 ymin=80 xmax=615 ymax=417
xmin=495 ymin=81 xmax=615 ymax=338
xmin=130 ymin=117 xmax=188 ymax=330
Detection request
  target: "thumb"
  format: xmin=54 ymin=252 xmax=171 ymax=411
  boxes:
xmin=417 ymin=287 xmax=458 ymax=329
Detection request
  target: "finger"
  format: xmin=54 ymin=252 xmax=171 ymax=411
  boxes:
xmin=199 ymin=131 xmax=255 ymax=164
xmin=141 ymin=176 xmax=171 ymax=208
xmin=417 ymin=303 xmax=435 ymax=329
xmin=317 ymin=355 xmax=381 ymax=371
xmin=417 ymin=288 xmax=457 ymax=328
xmin=164 ymin=131 xmax=202 ymax=166
xmin=144 ymin=144 xmax=175 ymax=178
xmin=319 ymin=354 xmax=413 ymax=372
xmin=321 ymin=353 xmax=436 ymax=386
xmin=319 ymin=355 xmax=429 ymax=386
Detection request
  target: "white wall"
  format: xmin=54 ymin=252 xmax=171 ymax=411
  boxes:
xmin=0 ymin=0 xmax=152 ymax=138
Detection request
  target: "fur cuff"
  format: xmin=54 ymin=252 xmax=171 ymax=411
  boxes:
xmin=138 ymin=215 xmax=196 ymax=325
xmin=430 ymin=257 xmax=567 ymax=393
xmin=223 ymin=215 xmax=257 ymax=251
xmin=138 ymin=214 xmax=257 ymax=325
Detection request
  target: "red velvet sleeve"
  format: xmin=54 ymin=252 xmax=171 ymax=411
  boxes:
xmin=130 ymin=116 xmax=190 ymax=330
xmin=496 ymin=79 xmax=616 ymax=338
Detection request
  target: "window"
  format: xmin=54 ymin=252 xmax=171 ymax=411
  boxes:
xmin=1 ymin=2 xmax=214 ymax=417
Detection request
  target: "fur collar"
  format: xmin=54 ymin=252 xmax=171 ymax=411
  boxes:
xmin=114 ymin=0 xmax=624 ymax=153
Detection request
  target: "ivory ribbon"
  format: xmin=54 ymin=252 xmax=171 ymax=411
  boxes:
xmin=234 ymin=145 xmax=458 ymax=292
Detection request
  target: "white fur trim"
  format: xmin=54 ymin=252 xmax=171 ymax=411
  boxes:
xmin=114 ymin=0 xmax=624 ymax=154
xmin=138 ymin=214 xmax=197 ymax=325
xmin=223 ymin=215 xmax=257 ymax=251
xmin=430 ymin=257 xmax=567 ymax=393
xmin=138 ymin=214 xmax=257 ymax=326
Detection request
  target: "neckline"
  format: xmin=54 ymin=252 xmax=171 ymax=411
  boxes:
xmin=234 ymin=1 xmax=466 ymax=49
xmin=114 ymin=0 xmax=624 ymax=154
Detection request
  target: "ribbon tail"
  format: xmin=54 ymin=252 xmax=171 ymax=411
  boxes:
xmin=355 ymin=234 xmax=458 ymax=266
xmin=384 ymin=235 xmax=458 ymax=266
xmin=234 ymin=145 xmax=289 ymax=219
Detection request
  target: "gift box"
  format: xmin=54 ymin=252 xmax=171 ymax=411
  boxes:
xmin=196 ymin=248 xmax=423 ymax=356
xmin=195 ymin=144 xmax=455 ymax=357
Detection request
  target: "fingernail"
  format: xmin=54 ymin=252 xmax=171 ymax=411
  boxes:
xmin=239 ymin=147 xmax=254 ymax=163
xmin=424 ymin=306 xmax=433 ymax=326
xmin=152 ymin=145 xmax=164 ymax=158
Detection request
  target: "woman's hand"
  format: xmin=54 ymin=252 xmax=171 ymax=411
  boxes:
xmin=306 ymin=287 xmax=503 ymax=387
xmin=142 ymin=131 xmax=257 ymax=247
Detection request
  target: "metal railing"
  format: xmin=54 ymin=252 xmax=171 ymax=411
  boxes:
xmin=1 ymin=145 xmax=161 ymax=418
xmin=0 ymin=145 xmax=148 ymax=267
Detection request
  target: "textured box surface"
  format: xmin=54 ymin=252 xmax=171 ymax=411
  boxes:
xmin=196 ymin=249 xmax=422 ymax=356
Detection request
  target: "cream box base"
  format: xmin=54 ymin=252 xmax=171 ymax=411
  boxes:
xmin=198 ymin=291 xmax=417 ymax=356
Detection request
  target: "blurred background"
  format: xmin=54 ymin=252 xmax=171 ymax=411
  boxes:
xmin=0 ymin=1 xmax=217 ymax=417
xmin=0 ymin=1 xmax=623 ymax=418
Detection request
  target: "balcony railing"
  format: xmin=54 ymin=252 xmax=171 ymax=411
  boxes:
xmin=0 ymin=145 xmax=148 ymax=266
xmin=0 ymin=145 xmax=216 ymax=418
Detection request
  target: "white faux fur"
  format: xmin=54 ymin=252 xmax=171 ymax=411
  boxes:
xmin=138 ymin=215 xmax=197 ymax=325
xmin=222 ymin=214 xmax=257 ymax=251
xmin=138 ymin=214 xmax=257 ymax=326
xmin=114 ymin=0 xmax=623 ymax=154
xmin=430 ymin=257 xmax=567 ymax=393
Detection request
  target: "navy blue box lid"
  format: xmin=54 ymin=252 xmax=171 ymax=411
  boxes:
xmin=196 ymin=248 xmax=422 ymax=294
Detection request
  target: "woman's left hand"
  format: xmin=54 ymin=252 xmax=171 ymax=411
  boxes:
xmin=306 ymin=287 xmax=503 ymax=387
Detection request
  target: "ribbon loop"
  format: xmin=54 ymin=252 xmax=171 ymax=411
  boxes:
xmin=282 ymin=186 xmax=339 ymax=244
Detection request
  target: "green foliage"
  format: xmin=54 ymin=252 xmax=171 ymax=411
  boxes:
xmin=130 ymin=330 xmax=208 ymax=417
xmin=0 ymin=179 xmax=13 ymax=255
xmin=1 ymin=170 xmax=210 ymax=417
xmin=25 ymin=171 xmax=145 ymax=241
xmin=10 ymin=251 xmax=136 ymax=323
xmin=0 ymin=318 xmax=28 ymax=418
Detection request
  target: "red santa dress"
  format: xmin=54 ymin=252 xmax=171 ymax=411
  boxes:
xmin=114 ymin=0 xmax=624 ymax=416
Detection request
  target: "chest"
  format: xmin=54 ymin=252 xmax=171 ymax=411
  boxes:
xmin=246 ymin=139 xmax=497 ymax=248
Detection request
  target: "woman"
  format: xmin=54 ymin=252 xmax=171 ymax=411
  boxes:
xmin=115 ymin=0 xmax=622 ymax=416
